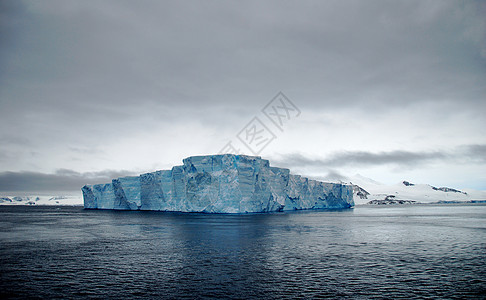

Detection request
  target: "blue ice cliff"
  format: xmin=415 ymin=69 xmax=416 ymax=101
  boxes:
xmin=82 ymin=154 xmax=354 ymax=213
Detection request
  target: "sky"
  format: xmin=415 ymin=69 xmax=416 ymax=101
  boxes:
xmin=0 ymin=0 xmax=485 ymax=192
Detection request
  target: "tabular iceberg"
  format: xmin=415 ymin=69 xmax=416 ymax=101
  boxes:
xmin=82 ymin=154 xmax=354 ymax=213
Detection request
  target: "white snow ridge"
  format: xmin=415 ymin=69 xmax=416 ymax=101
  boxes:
xmin=349 ymin=174 xmax=486 ymax=205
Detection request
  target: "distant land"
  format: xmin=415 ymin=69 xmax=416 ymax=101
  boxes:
xmin=348 ymin=174 xmax=486 ymax=205
xmin=1 ymin=174 xmax=485 ymax=207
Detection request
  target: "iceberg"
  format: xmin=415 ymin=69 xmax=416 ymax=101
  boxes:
xmin=82 ymin=154 xmax=354 ymax=213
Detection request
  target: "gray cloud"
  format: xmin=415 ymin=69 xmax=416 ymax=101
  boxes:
xmin=0 ymin=135 xmax=31 ymax=146
xmin=274 ymin=150 xmax=445 ymax=169
xmin=0 ymin=169 xmax=138 ymax=192
xmin=273 ymin=144 xmax=486 ymax=169
xmin=462 ymin=144 xmax=486 ymax=163
xmin=309 ymin=170 xmax=350 ymax=183
xmin=1 ymin=0 xmax=484 ymax=113
xmin=1 ymin=1 xmax=484 ymax=125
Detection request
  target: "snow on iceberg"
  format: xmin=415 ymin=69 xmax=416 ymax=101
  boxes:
xmin=82 ymin=154 xmax=354 ymax=213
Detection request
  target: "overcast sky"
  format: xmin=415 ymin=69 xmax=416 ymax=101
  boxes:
xmin=1 ymin=0 xmax=485 ymax=192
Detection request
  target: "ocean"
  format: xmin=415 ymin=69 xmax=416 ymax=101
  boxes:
xmin=0 ymin=204 xmax=485 ymax=299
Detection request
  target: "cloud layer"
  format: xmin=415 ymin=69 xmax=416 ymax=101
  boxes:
xmin=273 ymin=144 xmax=486 ymax=169
xmin=1 ymin=0 xmax=485 ymax=190
xmin=0 ymin=169 xmax=137 ymax=192
xmin=1 ymin=144 xmax=483 ymax=192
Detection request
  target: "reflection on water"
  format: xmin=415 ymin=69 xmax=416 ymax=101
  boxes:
xmin=0 ymin=204 xmax=485 ymax=299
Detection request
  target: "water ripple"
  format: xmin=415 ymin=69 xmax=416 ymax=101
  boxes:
xmin=0 ymin=205 xmax=485 ymax=299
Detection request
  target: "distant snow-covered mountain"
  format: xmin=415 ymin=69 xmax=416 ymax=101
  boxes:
xmin=348 ymin=174 xmax=486 ymax=205
xmin=0 ymin=194 xmax=83 ymax=206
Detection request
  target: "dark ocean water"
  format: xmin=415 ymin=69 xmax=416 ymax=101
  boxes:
xmin=0 ymin=204 xmax=485 ymax=299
